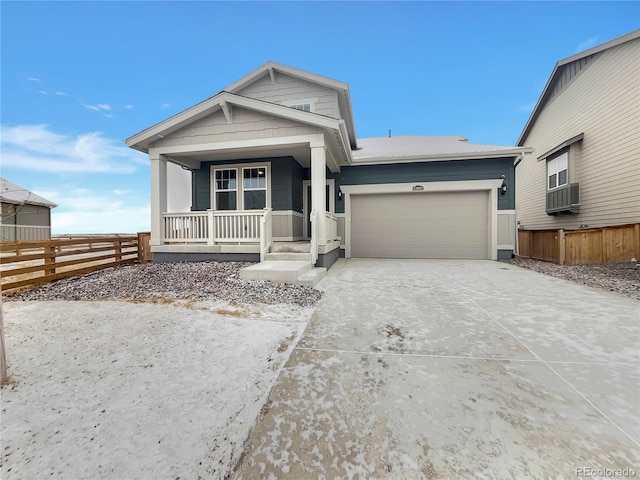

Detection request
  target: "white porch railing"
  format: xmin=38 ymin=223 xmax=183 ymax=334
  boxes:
xmin=212 ymin=210 xmax=264 ymax=243
xmin=260 ymin=208 xmax=273 ymax=262
xmin=310 ymin=210 xmax=318 ymax=265
xmin=162 ymin=210 xmax=270 ymax=245
xmin=325 ymin=212 xmax=339 ymax=242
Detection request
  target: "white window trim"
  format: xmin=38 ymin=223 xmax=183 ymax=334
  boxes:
xmin=210 ymin=162 xmax=271 ymax=210
xmin=547 ymin=151 xmax=569 ymax=191
xmin=283 ymin=97 xmax=319 ymax=113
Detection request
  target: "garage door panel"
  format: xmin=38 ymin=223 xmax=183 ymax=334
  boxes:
xmin=351 ymin=191 xmax=489 ymax=259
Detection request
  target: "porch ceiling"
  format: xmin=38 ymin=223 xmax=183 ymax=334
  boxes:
xmin=166 ymin=143 xmax=312 ymax=169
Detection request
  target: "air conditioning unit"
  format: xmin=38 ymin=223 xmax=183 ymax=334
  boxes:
xmin=546 ymin=183 xmax=580 ymax=215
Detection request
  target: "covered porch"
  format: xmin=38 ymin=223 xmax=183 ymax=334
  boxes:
xmin=148 ymin=132 xmax=346 ymax=279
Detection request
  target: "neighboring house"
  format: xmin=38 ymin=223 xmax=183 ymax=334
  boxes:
xmin=0 ymin=178 xmax=57 ymax=241
xmin=515 ymin=29 xmax=640 ymax=231
xmin=126 ymin=62 xmax=529 ymax=285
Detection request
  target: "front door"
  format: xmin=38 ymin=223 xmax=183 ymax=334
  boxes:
xmin=303 ymin=180 xmax=334 ymax=239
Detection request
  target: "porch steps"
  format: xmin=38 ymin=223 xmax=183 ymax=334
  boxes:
xmin=271 ymin=242 xmax=311 ymax=253
xmin=264 ymin=252 xmax=310 ymax=261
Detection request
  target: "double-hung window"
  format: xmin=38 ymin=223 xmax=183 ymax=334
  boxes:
xmin=242 ymin=167 xmax=267 ymax=209
xmin=214 ymin=169 xmax=237 ymax=210
xmin=213 ymin=165 xmax=269 ymax=210
xmin=547 ymin=151 xmax=568 ymax=190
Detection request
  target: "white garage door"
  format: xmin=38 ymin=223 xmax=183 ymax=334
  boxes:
xmin=351 ymin=191 xmax=489 ymax=259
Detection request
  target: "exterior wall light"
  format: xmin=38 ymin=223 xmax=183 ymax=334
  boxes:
xmin=500 ymin=175 xmax=507 ymax=195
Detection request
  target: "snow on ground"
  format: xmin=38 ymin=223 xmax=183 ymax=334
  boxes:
xmin=1 ymin=299 xmax=314 ymax=480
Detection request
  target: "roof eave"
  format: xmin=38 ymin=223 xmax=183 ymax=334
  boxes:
xmin=352 ymin=148 xmax=531 ymax=165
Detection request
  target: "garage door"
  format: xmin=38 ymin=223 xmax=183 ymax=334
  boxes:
xmin=351 ymin=191 xmax=489 ymax=259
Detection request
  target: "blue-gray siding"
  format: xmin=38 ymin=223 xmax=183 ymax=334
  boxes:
xmin=193 ymin=157 xmax=515 ymax=213
xmin=323 ymin=157 xmax=515 ymax=213
xmin=192 ymin=157 xmax=303 ymax=212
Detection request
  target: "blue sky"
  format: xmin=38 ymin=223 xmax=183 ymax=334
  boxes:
xmin=1 ymin=1 xmax=638 ymax=234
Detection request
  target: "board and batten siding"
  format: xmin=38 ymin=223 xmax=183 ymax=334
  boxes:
xmin=236 ymin=72 xmax=341 ymax=119
xmin=151 ymin=107 xmax=322 ymax=149
xmin=517 ymin=38 xmax=640 ymax=229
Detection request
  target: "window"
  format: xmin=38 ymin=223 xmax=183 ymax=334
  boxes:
xmin=214 ymin=169 xmax=237 ymax=210
xmin=289 ymin=103 xmax=311 ymax=112
xmin=212 ymin=164 xmax=270 ymax=210
xmin=242 ymin=167 xmax=266 ymax=209
xmin=547 ymin=151 xmax=568 ymax=190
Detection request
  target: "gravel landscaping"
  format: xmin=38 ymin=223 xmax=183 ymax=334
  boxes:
xmin=3 ymin=261 xmax=323 ymax=307
xmin=501 ymin=257 xmax=640 ymax=300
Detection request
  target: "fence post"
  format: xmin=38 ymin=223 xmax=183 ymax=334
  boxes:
xmin=44 ymin=244 xmax=56 ymax=275
xmin=115 ymin=239 xmax=122 ymax=263
xmin=558 ymin=229 xmax=566 ymax=265
xmin=635 ymin=224 xmax=640 ymax=259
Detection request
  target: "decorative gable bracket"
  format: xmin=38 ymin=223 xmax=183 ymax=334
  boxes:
xmin=220 ymin=101 xmax=233 ymax=124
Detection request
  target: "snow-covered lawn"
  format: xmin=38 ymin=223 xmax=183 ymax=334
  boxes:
xmin=1 ymin=299 xmax=314 ymax=479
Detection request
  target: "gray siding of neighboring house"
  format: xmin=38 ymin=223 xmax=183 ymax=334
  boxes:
xmin=1 ymin=202 xmax=51 ymax=240
xmin=192 ymin=157 xmax=304 ymax=212
xmin=150 ymin=107 xmax=322 ymax=150
xmin=312 ymin=158 xmax=515 ymax=214
xmin=236 ymin=72 xmax=342 ymax=119
xmin=517 ymin=38 xmax=640 ymax=229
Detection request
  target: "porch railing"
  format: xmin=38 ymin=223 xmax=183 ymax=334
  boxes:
xmin=260 ymin=208 xmax=273 ymax=262
xmin=162 ymin=210 xmax=268 ymax=244
xmin=212 ymin=210 xmax=264 ymax=243
xmin=325 ymin=212 xmax=339 ymax=242
xmin=163 ymin=212 xmax=209 ymax=243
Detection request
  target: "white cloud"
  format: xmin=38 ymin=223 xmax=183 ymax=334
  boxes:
xmin=39 ymin=90 xmax=48 ymax=95
xmin=124 ymin=104 xmax=134 ymax=110
xmin=161 ymin=103 xmax=172 ymax=109
xmin=28 ymin=77 xmax=41 ymax=82
xmin=576 ymin=37 xmax=599 ymax=53
xmin=0 ymin=124 xmax=148 ymax=174
xmin=83 ymin=103 xmax=112 ymax=113
xmin=56 ymin=91 xmax=69 ymax=96
xmin=113 ymin=189 xmax=131 ymax=195
xmin=52 ymin=196 xmax=150 ymax=234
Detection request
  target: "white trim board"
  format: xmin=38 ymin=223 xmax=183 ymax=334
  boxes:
xmin=341 ymin=179 xmax=503 ymax=260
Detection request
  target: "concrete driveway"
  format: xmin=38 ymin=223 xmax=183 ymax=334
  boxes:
xmin=232 ymin=259 xmax=640 ymax=479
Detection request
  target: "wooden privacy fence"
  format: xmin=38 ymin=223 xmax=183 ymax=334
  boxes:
xmin=518 ymin=223 xmax=640 ymax=265
xmin=1 ymin=233 xmax=152 ymax=293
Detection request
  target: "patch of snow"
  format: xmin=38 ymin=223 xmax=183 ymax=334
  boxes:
xmin=1 ymin=300 xmax=313 ymax=479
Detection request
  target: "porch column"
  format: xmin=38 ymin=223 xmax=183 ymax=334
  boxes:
xmin=150 ymin=154 xmax=168 ymax=246
xmin=311 ymin=145 xmax=327 ymax=246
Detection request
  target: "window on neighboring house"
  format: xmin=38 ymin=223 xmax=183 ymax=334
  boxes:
xmin=214 ymin=169 xmax=237 ymax=210
xmin=242 ymin=167 xmax=267 ymax=209
xmin=289 ymin=103 xmax=311 ymax=112
xmin=547 ymin=151 xmax=568 ymax=190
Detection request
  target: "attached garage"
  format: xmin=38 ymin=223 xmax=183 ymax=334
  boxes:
xmin=351 ymin=190 xmax=489 ymax=259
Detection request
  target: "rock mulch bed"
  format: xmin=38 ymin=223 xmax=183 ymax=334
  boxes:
xmin=501 ymin=257 xmax=640 ymax=301
xmin=3 ymin=262 xmax=323 ymax=307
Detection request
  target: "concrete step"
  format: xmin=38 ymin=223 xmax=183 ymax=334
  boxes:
xmin=271 ymin=242 xmax=311 ymax=253
xmin=296 ymin=267 xmax=327 ymax=288
xmin=239 ymin=261 xmax=312 ymax=284
xmin=264 ymin=252 xmax=310 ymax=261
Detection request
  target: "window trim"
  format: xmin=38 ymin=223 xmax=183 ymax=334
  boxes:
xmin=546 ymin=150 xmax=569 ymax=191
xmin=283 ymin=97 xmax=318 ymax=113
xmin=213 ymin=168 xmax=238 ymax=211
xmin=211 ymin=162 xmax=271 ymax=210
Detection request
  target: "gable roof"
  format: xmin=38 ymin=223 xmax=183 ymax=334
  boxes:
xmin=353 ymin=136 xmax=530 ymax=164
xmin=0 ymin=177 xmax=57 ymax=208
xmin=224 ymin=61 xmax=357 ymax=148
xmin=517 ymin=29 xmax=640 ymax=146
xmin=125 ymin=91 xmax=352 ymax=161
